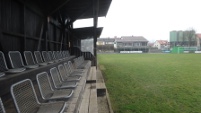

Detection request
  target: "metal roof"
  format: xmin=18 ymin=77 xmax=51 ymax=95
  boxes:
xmin=97 ymin=38 xmax=115 ymax=42
xmin=71 ymin=27 xmax=103 ymax=39
xmin=26 ymin=0 xmax=112 ymax=22
xmin=59 ymin=0 xmax=112 ymax=21
xmin=20 ymin=0 xmax=112 ymax=40
xmin=115 ymin=36 xmax=148 ymax=42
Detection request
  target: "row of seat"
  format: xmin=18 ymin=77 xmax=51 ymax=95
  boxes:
xmin=0 ymin=55 xmax=89 ymax=113
xmin=0 ymin=98 xmax=5 ymax=113
xmin=0 ymin=50 xmax=73 ymax=77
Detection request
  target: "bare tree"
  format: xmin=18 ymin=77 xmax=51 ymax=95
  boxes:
xmin=184 ymin=28 xmax=196 ymax=47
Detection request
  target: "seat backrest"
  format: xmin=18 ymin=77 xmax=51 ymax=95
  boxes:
xmin=0 ymin=51 xmax=8 ymax=72
xmin=42 ymin=51 xmax=50 ymax=62
xmin=57 ymin=51 xmax=62 ymax=59
xmin=0 ymin=98 xmax=6 ymax=113
xmin=24 ymin=51 xmax=36 ymax=65
xmin=64 ymin=62 xmax=72 ymax=75
xmin=53 ymin=51 xmax=58 ymax=59
xmin=79 ymin=56 xmax=84 ymax=63
xmin=60 ymin=51 xmax=64 ymax=59
xmin=58 ymin=64 xmax=69 ymax=81
xmin=68 ymin=61 xmax=75 ymax=73
xmin=36 ymin=72 xmax=54 ymax=100
xmin=50 ymin=67 xmax=62 ymax=88
xmin=73 ymin=58 xmax=78 ymax=67
xmin=66 ymin=51 xmax=70 ymax=57
xmin=62 ymin=51 xmax=65 ymax=58
xmin=62 ymin=51 xmax=67 ymax=58
xmin=11 ymin=79 xmax=40 ymax=113
xmin=49 ymin=51 xmax=55 ymax=60
xmin=8 ymin=51 xmax=24 ymax=68
xmin=73 ymin=58 xmax=78 ymax=68
xmin=34 ymin=51 xmax=43 ymax=63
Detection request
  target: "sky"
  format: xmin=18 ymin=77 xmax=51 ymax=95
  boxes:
xmin=74 ymin=0 xmax=201 ymax=42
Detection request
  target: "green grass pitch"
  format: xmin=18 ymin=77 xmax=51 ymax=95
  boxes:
xmin=98 ymin=53 xmax=201 ymax=113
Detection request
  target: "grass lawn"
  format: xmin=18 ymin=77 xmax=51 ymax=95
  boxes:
xmin=98 ymin=53 xmax=201 ymax=113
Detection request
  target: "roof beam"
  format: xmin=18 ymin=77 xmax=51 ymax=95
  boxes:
xmin=48 ymin=0 xmax=71 ymax=16
xmin=69 ymin=2 xmax=93 ymax=24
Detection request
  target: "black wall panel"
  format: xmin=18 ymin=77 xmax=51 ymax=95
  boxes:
xmin=25 ymin=8 xmax=42 ymax=37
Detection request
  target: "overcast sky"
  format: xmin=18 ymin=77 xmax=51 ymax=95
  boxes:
xmin=97 ymin=0 xmax=201 ymax=42
xmin=74 ymin=0 xmax=201 ymax=42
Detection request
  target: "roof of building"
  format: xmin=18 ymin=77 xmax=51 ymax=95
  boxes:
xmin=97 ymin=38 xmax=115 ymax=42
xmin=148 ymin=42 xmax=154 ymax=47
xmin=196 ymin=34 xmax=201 ymax=39
xmin=115 ymin=36 xmax=148 ymax=42
xmin=155 ymin=40 xmax=168 ymax=45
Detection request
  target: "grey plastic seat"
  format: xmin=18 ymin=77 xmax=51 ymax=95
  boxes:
xmin=53 ymin=51 xmax=59 ymax=60
xmin=65 ymin=51 xmax=74 ymax=59
xmin=58 ymin=64 xmax=81 ymax=82
xmin=62 ymin=51 xmax=70 ymax=59
xmin=63 ymin=51 xmax=74 ymax=59
xmin=11 ymin=79 xmax=66 ymax=113
xmin=36 ymin=72 xmax=73 ymax=101
xmin=0 ymin=98 xmax=6 ymax=113
xmin=5 ymin=51 xmax=27 ymax=73
xmin=34 ymin=51 xmax=48 ymax=66
xmin=49 ymin=51 xmax=59 ymax=62
xmin=0 ymin=51 xmax=8 ymax=77
xmin=50 ymin=67 xmax=77 ymax=89
xmin=24 ymin=51 xmax=39 ymax=68
xmin=76 ymin=56 xmax=91 ymax=69
xmin=57 ymin=51 xmax=64 ymax=60
xmin=53 ymin=51 xmax=61 ymax=61
xmin=8 ymin=51 xmax=24 ymax=68
xmin=61 ymin=51 xmax=70 ymax=60
xmin=48 ymin=51 xmax=54 ymax=60
xmin=9 ymin=51 xmax=37 ymax=69
xmin=73 ymin=58 xmax=79 ymax=68
xmin=0 ymin=51 xmax=26 ymax=75
xmin=68 ymin=61 xmax=85 ymax=75
xmin=66 ymin=51 xmax=70 ymax=57
xmin=64 ymin=62 xmax=83 ymax=77
xmin=42 ymin=51 xmax=54 ymax=63
xmin=62 ymin=51 xmax=67 ymax=58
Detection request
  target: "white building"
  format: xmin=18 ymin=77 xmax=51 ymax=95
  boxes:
xmin=153 ymin=40 xmax=169 ymax=50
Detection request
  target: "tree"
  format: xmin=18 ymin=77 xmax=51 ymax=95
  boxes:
xmin=184 ymin=28 xmax=196 ymax=47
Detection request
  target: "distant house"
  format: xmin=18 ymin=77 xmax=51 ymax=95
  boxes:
xmin=153 ymin=40 xmax=169 ymax=50
xmin=196 ymin=34 xmax=201 ymax=48
xmin=97 ymin=38 xmax=115 ymax=45
xmin=97 ymin=38 xmax=115 ymax=52
xmin=114 ymin=36 xmax=149 ymax=53
xmin=147 ymin=42 xmax=154 ymax=47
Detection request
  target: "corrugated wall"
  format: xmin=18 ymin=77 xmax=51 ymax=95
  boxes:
xmin=0 ymin=0 xmax=69 ymax=53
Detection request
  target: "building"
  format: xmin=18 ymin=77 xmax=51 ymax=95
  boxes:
xmin=114 ymin=36 xmax=149 ymax=53
xmin=196 ymin=34 xmax=201 ymax=49
xmin=97 ymin=38 xmax=115 ymax=52
xmin=97 ymin=38 xmax=115 ymax=45
xmin=153 ymin=40 xmax=169 ymax=50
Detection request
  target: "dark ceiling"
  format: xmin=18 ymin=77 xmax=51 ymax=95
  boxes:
xmin=71 ymin=27 xmax=103 ymax=39
xmin=21 ymin=0 xmax=111 ymax=39
xmin=23 ymin=0 xmax=112 ymax=22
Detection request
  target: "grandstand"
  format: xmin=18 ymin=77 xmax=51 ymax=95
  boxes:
xmin=0 ymin=0 xmax=112 ymax=113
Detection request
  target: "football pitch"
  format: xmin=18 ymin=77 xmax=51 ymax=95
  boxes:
xmin=98 ymin=53 xmax=201 ymax=113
